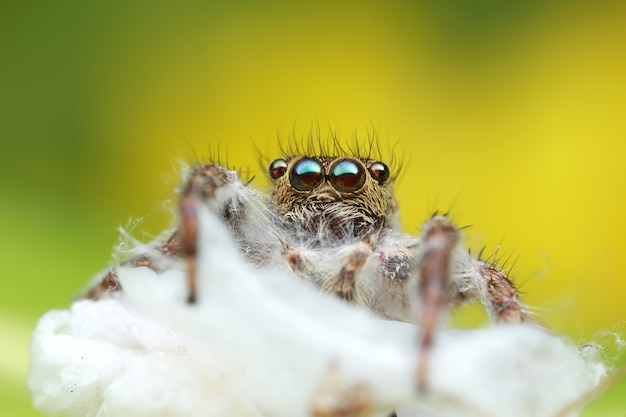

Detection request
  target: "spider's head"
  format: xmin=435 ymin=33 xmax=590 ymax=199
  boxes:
xmin=268 ymin=156 xmax=397 ymax=241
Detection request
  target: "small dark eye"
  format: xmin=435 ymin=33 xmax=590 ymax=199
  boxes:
xmin=290 ymin=158 xmax=323 ymax=191
xmin=368 ymin=161 xmax=390 ymax=184
xmin=329 ymin=159 xmax=366 ymax=192
xmin=269 ymin=159 xmax=288 ymax=179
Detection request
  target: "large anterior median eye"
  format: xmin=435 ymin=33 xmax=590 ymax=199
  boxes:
xmin=269 ymin=158 xmax=288 ymax=179
xmin=290 ymin=158 xmax=323 ymax=191
xmin=329 ymin=159 xmax=366 ymax=192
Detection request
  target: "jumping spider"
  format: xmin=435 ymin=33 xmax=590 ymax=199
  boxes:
xmin=83 ymin=149 xmax=528 ymax=390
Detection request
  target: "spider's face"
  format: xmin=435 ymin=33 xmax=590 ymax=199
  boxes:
xmin=268 ymin=156 xmax=396 ymax=241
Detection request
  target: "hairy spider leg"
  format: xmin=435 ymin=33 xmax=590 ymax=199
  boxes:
xmin=322 ymin=241 xmax=374 ymax=303
xmin=178 ymin=164 xmax=246 ymax=304
xmin=415 ymin=215 xmax=529 ymax=390
xmin=179 ymin=190 xmax=199 ymax=304
xmin=79 ymin=244 xmax=175 ymax=300
xmin=450 ymin=254 xmax=527 ymax=324
xmin=81 ymin=164 xmax=247 ymax=303
xmin=416 ymin=215 xmax=459 ymax=391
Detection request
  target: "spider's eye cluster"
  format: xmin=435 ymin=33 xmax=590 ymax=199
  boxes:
xmin=269 ymin=157 xmax=390 ymax=193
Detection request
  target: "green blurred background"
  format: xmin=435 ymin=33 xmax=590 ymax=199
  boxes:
xmin=2 ymin=1 xmax=625 ymax=415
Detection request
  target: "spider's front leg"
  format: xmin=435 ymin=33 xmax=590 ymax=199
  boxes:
xmin=414 ymin=215 xmax=458 ymax=391
xmin=321 ymin=241 xmax=374 ymax=304
xmin=81 ymin=163 xmax=252 ymax=303
xmin=414 ymin=214 xmax=528 ymax=390
xmin=178 ymin=164 xmax=248 ymax=303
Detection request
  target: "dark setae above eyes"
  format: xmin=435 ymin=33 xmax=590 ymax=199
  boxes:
xmin=268 ymin=157 xmax=390 ymax=192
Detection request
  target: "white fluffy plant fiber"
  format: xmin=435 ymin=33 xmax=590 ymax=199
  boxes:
xmin=29 ymin=207 xmax=606 ymax=417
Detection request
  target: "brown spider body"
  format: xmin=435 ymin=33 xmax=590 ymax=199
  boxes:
xmin=82 ymin=150 xmax=528 ymax=396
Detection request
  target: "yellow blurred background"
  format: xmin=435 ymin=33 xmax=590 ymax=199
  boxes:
xmin=1 ymin=1 xmax=625 ymax=415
